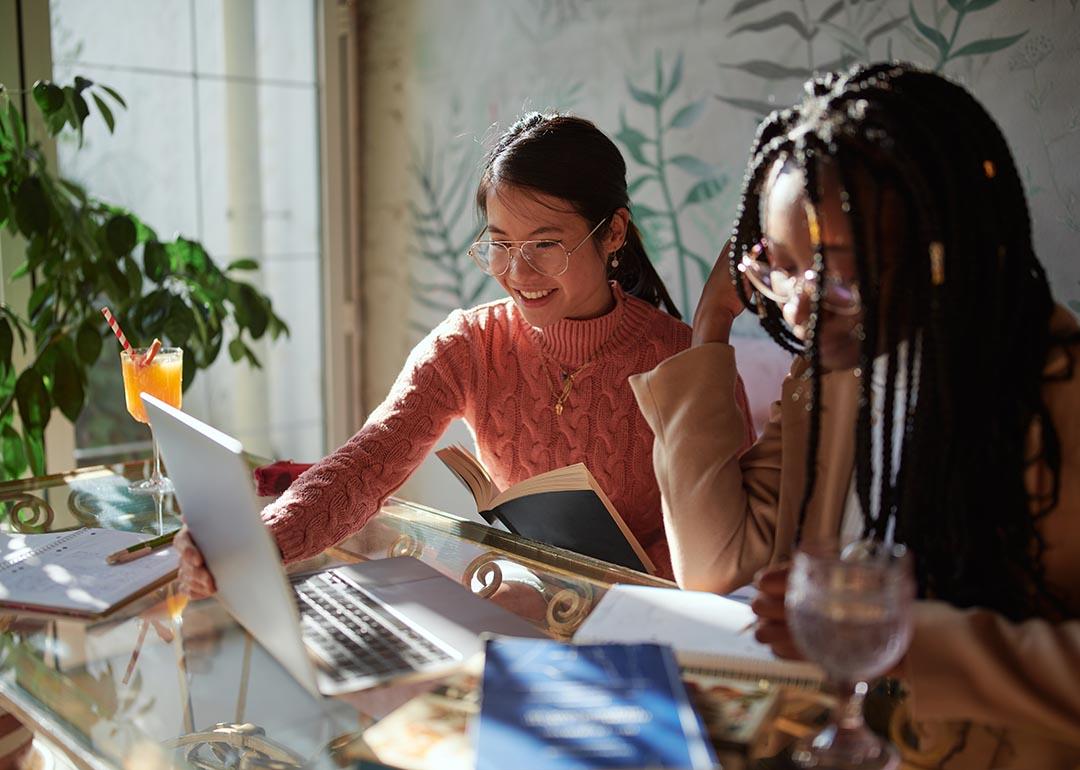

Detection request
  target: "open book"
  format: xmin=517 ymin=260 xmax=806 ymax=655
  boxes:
xmin=435 ymin=444 xmax=655 ymax=574
xmin=573 ymin=584 xmax=824 ymax=690
xmin=0 ymin=528 xmax=179 ymax=618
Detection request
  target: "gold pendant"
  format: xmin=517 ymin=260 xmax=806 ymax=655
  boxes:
xmin=554 ymin=403 xmax=563 ymax=416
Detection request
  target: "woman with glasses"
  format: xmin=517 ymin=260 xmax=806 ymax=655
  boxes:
xmin=631 ymin=63 xmax=1080 ymax=762
xmin=177 ymin=112 xmax=754 ymax=597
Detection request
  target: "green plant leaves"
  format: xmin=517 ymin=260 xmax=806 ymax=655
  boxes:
xmin=1 ymin=425 xmax=26 ymax=478
xmin=163 ymin=297 xmax=195 ymax=346
xmin=166 ymin=237 xmax=209 ymax=273
xmin=24 ymin=431 xmax=44 ymax=476
xmin=91 ymin=93 xmax=115 ymax=133
xmin=0 ymin=320 xmax=11 ymax=374
xmin=0 ymin=74 xmax=285 ymax=480
xmin=143 ymin=240 xmax=170 ymax=282
xmin=99 ymin=85 xmax=126 ymax=109
xmin=52 ymin=344 xmax=85 ymax=422
xmin=76 ymin=319 xmax=103 ymax=364
xmin=32 ymin=81 xmax=64 ymax=114
xmin=229 ymin=282 xmax=269 ymax=339
xmin=15 ymin=368 xmax=50 ymax=429
xmin=14 ymin=177 xmax=50 ymax=237
xmin=105 ymin=214 xmax=137 ymax=257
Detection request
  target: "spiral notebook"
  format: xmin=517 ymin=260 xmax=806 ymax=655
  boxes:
xmin=573 ymin=584 xmax=824 ymax=689
xmin=0 ymin=528 xmax=179 ymax=618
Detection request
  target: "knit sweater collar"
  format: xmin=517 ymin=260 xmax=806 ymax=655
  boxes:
xmin=528 ymin=283 xmax=650 ymax=368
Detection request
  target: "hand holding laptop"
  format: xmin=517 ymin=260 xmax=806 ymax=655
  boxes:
xmin=175 ymin=526 xmax=217 ymax=599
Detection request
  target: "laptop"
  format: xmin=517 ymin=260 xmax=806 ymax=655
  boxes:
xmin=141 ymin=393 xmax=544 ymax=697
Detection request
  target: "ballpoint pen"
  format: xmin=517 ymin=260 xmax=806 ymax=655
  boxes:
xmin=106 ymin=529 xmax=179 ymax=565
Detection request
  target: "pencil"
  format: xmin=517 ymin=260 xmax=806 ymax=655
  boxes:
xmin=106 ymin=529 xmax=180 ymax=565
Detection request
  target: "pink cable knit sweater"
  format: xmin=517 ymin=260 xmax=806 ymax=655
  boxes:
xmin=263 ymin=284 xmax=754 ymax=578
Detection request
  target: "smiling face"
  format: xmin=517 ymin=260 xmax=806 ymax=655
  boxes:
xmin=760 ymin=158 xmax=868 ymax=371
xmin=484 ymin=185 xmax=626 ymax=327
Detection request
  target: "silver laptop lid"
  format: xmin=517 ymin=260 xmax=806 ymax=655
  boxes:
xmin=141 ymin=393 xmax=322 ymax=696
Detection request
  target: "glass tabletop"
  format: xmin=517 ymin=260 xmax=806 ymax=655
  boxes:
xmin=0 ymin=461 xmax=683 ymax=770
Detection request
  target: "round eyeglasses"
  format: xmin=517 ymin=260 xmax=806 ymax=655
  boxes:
xmin=467 ymin=218 xmax=608 ymax=278
xmin=738 ymin=241 xmax=861 ymax=315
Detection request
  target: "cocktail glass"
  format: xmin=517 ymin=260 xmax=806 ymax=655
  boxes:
xmin=120 ymin=346 xmax=182 ymax=497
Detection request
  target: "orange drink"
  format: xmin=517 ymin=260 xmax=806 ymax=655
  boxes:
xmin=121 ymin=347 xmax=183 ymax=423
xmin=120 ymin=346 xmax=183 ymax=501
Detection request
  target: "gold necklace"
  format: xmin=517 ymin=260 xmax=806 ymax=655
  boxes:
xmin=545 ymin=360 xmax=593 ymax=416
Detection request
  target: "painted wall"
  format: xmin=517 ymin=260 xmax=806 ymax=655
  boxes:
xmin=359 ymin=0 xmax=1080 ymax=512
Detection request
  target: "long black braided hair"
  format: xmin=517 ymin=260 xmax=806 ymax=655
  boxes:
xmin=728 ymin=62 xmax=1079 ymax=622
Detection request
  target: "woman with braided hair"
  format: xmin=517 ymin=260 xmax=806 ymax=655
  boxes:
xmin=631 ymin=63 xmax=1080 ymax=762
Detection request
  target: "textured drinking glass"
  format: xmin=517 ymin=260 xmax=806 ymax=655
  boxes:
xmin=786 ymin=542 xmax=914 ymax=769
xmin=120 ymin=347 xmax=182 ymax=502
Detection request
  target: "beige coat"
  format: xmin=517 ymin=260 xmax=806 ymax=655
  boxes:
xmin=630 ymin=307 xmax=1080 ymax=768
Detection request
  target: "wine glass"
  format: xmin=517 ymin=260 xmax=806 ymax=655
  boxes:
xmin=120 ymin=346 xmax=183 ymax=498
xmin=785 ymin=541 xmax=914 ymax=769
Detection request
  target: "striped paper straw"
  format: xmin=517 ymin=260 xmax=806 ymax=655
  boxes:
xmin=100 ymin=307 xmax=133 ymax=354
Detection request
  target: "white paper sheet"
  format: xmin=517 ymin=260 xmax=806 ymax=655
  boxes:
xmin=0 ymin=528 xmax=178 ymax=615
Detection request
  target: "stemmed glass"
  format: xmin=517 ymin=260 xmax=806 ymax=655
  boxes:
xmin=120 ymin=346 xmax=183 ymax=498
xmin=785 ymin=541 xmax=914 ymax=769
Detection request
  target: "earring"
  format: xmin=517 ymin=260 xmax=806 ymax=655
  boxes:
xmin=610 ymin=253 xmax=620 ymax=269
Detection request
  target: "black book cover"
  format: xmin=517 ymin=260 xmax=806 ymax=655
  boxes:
xmin=487 ymin=490 xmax=648 ymax=572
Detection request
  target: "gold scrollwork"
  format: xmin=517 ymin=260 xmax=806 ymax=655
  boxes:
xmin=546 ymin=585 xmax=594 ymax=637
xmin=461 ymin=553 xmax=505 ymax=599
xmin=1 ymin=493 xmax=55 ymax=533
xmin=387 ymin=534 xmax=422 ymax=559
xmin=165 ymin=722 xmax=303 ymax=769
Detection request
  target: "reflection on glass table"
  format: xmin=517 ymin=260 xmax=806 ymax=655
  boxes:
xmin=0 ymin=462 xmax=883 ymax=770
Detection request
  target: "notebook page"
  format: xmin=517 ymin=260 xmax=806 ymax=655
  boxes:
xmin=0 ymin=529 xmax=178 ymax=615
xmin=573 ymin=584 xmax=823 ymax=686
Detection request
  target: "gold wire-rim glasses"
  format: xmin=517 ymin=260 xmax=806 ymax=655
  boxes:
xmin=467 ymin=218 xmax=608 ymax=278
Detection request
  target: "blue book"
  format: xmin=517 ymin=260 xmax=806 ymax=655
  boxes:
xmin=475 ymin=638 xmax=716 ymax=770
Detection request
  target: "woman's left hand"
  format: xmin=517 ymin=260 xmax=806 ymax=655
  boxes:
xmin=750 ymin=562 xmax=805 ymax=661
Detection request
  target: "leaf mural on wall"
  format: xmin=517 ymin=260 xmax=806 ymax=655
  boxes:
xmin=616 ymin=52 xmax=729 ymax=316
xmin=408 ymin=127 xmax=492 ymax=334
xmin=908 ymin=0 xmax=1026 ymax=72
xmin=714 ymin=0 xmax=908 ymax=118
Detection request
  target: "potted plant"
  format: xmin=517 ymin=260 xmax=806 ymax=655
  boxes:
xmin=0 ymin=75 xmax=288 ymax=480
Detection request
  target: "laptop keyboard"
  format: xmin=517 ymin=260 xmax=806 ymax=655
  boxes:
xmin=291 ymin=571 xmax=455 ymax=683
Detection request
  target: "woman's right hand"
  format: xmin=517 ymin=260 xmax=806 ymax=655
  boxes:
xmin=692 ymin=242 xmax=746 ymax=347
xmin=175 ymin=526 xmax=217 ymax=599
